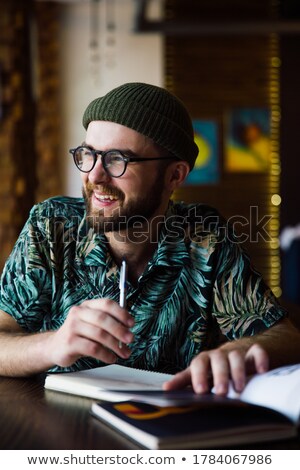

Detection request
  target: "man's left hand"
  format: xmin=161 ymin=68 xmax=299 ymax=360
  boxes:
xmin=163 ymin=343 xmax=269 ymax=395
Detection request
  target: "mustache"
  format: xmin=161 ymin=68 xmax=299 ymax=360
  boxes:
xmin=84 ymin=182 xmax=125 ymax=201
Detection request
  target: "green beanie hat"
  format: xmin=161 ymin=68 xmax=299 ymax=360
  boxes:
xmin=82 ymin=82 xmax=199 ymax=170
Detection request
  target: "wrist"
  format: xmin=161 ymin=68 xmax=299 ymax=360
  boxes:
xmin=219 ymin=337 xmax=252 ymax=355
xmin=32 ymin=330 xmax=57 ymax=372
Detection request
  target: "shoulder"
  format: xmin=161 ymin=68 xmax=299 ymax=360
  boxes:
xmin=29 ymin=196 xmax=85 ymax=220
xmin=172 ymin=201 xmax=222 ymax=219
xmin=172 ymin=201 xmax=226 ymax=235
xmin=23 ymin=197 xmax=86 ymax=242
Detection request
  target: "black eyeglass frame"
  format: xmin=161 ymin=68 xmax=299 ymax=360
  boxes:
xmin=69 ymin=146 xmax=177 ymax=178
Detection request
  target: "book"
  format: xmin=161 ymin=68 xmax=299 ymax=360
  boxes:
xmin=44 ymin=364 xmax=173 ymax=399
xmin=90 ymin=364 xmax=300 ymax=449
xmin=45 ymin=363 xmax=300 ymax=448
xmin=90 ymin=398 xmax=296 ymax=450
xmin=45 ymin=362 xmax=237 ymax=406
xmin=226 ymin=363 xmax=300 ymax=423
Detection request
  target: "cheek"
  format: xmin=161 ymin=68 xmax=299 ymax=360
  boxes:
xmin=121 ymin=172 xmax=143 ymax=197
xmin=127 ymin=182 xmax=146 ymax=201
xmin=130 ymin=170 xmax=157 ymax=191
xmin=81 ymin=173 xmax=88 ymax=186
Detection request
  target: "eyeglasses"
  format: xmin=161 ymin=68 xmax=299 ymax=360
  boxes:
xmin=69 ymin=146 xmax=176 ymax=178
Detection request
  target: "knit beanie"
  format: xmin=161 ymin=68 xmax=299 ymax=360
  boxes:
xmin=82 ymin=82 xmax=199 ymax=170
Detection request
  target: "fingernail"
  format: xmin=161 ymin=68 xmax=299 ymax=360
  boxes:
xmin=235 ymin=380 xmax=245 ymax=392
xmin=124 ymin=332 xmax=133 ymax=343
xmin=215 ymin=384 xmax=227 ymax=395
xmin=195 ymin=384 xmax=206 ymax=394
xmin=127 ymin=318 xmax=135 ymax=327
xmin=122 ymin=347 xmax=131 ymax=358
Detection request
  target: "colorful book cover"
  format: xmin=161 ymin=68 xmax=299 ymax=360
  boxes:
xmin=91 ymin=398 xmax=295 ymax=449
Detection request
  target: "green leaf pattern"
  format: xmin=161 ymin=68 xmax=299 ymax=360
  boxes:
xmin=0 ymin=197 xmax=286 ymax=373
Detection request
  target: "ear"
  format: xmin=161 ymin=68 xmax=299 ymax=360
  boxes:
xmin=166 ymin=161 xmax=190 ymax=191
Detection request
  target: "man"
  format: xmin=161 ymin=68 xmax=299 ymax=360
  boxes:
xmin=0 ymin=82 xmax=299 ymax=395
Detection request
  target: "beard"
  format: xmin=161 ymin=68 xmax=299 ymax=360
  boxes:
xmin=82 ymin=171 xmax=166 ymax=235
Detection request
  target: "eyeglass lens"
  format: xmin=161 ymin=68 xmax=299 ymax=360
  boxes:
xmin=73 ymin=147 xmax=126 ymax=177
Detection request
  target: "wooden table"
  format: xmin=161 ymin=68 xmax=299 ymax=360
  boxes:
xmin=0 ymin=374 xmax=299 ymax=450
xmin=0 ymin=374 xmax=138 ymax=450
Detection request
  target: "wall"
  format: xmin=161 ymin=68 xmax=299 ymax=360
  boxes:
xmin=164 ymin=0 xmax=281 ymax=292
xmin=0 ymin=0 xmax=37 ymax=271
xmin=280 ymin=35 xmax=300 ymax=228
xmin=279 ymin=35 xmax=300 ymax=304
xmin=59 ymin=0 xmax=163 ymax=197
xmin=1 ymin=0 xmax=298 ymax=294
xmin=0 ymin=0 xmax=163 ymax=273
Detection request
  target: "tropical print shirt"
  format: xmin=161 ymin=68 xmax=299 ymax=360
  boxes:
xmin=0 ymin=196 xmax=286 ymax=374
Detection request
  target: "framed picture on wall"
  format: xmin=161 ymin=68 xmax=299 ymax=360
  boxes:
xmin=225 ymin=108 xmax=271 ymax=172
xmin=184 ymin=120 xmax=219 ymax=185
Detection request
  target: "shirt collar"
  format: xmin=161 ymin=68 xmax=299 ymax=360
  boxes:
xmin=149 ymin=202 xmax=190 ymax=268
xmin=75 ymin=215 xmax=108 ymax=267
xmin=75 ymin=202 xmax=190 ymax=269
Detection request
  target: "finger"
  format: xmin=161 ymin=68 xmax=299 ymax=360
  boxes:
xmin=76 ymin=337 xmax=118 ymax=364
xmin=210 ymin=350 xmax=230 ymax=395
xmin=163 ymin=368 xmax=192 ymax=391
xmin=227 ymin=349 xmax=246 ymax=392
xmin=54 ymin=336 xmax=118 ymax=367
xmin=74 ymin=305 xmax=134 ymax=343
xmin=74 ymin=316 xmax=133 ymax=359
xmin=189 ymin=352 xmax=212 ymax=394
xmin=245 ymin=344 xmax=269 ymax=374
xmin=79 ymin=298 xmax=135 ymax=327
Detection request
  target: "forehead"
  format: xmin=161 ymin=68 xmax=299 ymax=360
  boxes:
xmin=85 ymin=121 xmax=155 ymax=151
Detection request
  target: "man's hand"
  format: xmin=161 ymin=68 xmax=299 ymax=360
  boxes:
xmin=46 ymin=298 xmax=135 ymax=367
xmin=163 ymin=343 xmax=269 ymax=395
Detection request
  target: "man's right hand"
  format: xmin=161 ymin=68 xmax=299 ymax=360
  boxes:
xmin=47 ymin=298 xmax=135 ymax=367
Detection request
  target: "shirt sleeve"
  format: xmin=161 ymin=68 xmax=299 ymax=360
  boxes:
xmin=211 ymin=231 xmax=287 ymax=340
xmin=0 ymin=204 xmax=52 ymax=332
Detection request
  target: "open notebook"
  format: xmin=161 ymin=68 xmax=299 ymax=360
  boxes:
xmin=45 ymin=363 xmax=300 ymax=448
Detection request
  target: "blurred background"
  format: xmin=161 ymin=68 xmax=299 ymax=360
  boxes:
xmin=0 ymin=0 xmax=300 ymax=305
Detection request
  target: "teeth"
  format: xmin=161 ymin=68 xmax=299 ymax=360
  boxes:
xmin=95 ymin=194 xmax=118 ymax=201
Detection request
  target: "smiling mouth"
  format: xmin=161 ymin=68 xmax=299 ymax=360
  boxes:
xmin=94 ymin=193 xmax=119 ymax=202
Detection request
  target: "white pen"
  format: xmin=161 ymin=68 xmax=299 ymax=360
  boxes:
xmin=118 ymin=259 xmax=128 ymax=348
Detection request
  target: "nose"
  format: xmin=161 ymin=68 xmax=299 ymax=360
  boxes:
xmin=88 ymin=156 xmax=111 ymax=185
